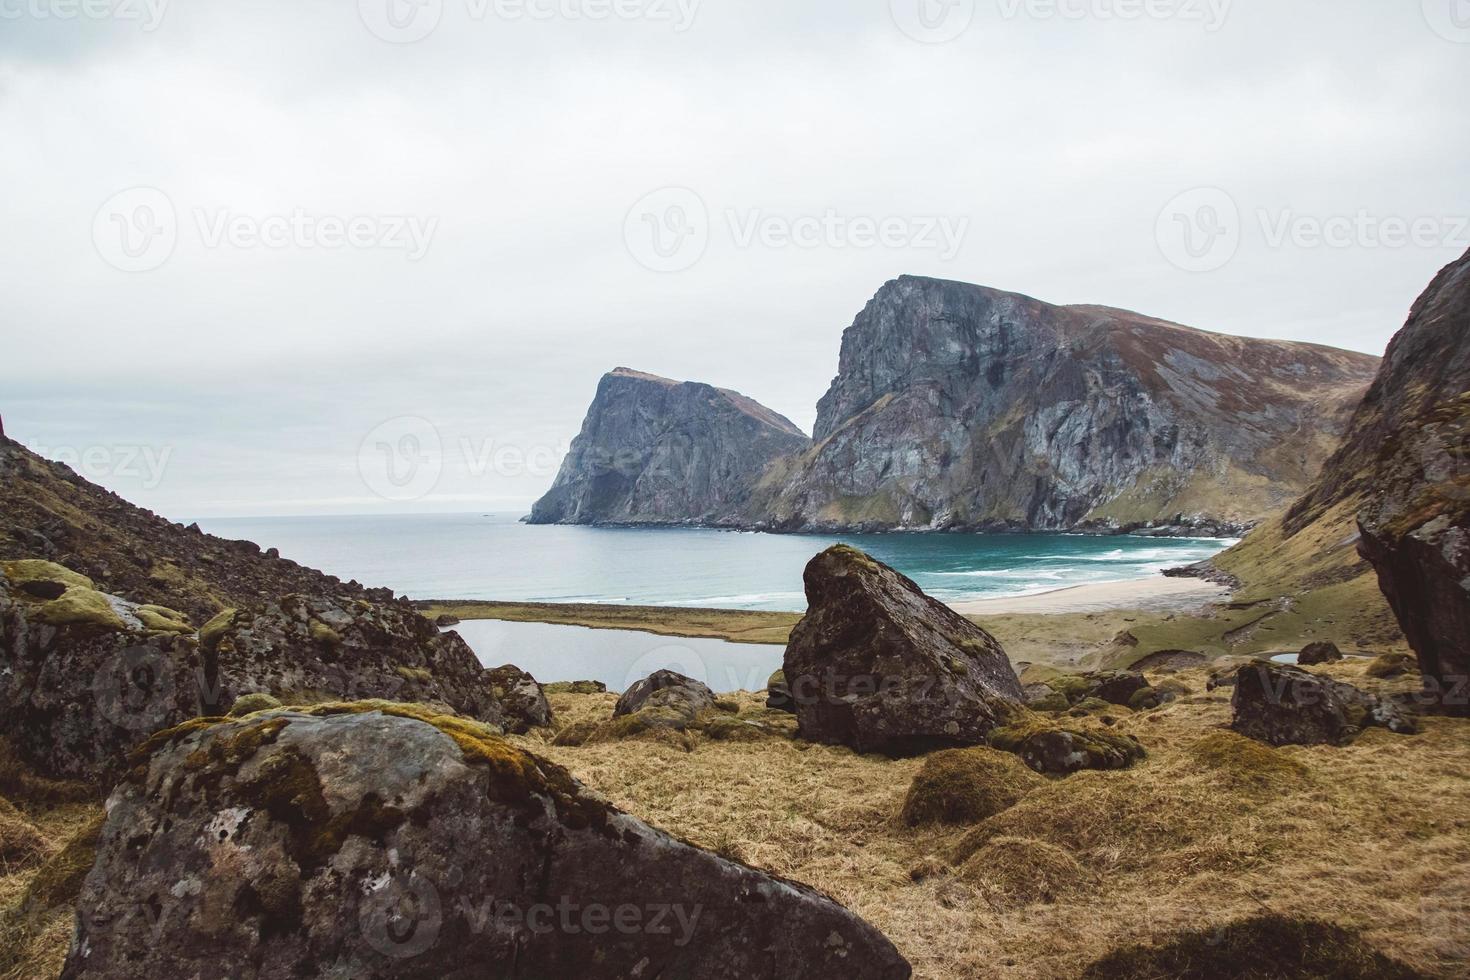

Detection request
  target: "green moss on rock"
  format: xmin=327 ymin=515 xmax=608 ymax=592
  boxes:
xmin=136 ymin=604 xmax=194 ymax=634
xmin=227 ymin=692 xmax=284 ymax=717
xmin=31 ymin=587 xmax=129 ymax=631
xmin=2 ymin=559 xmax=94 ymax=592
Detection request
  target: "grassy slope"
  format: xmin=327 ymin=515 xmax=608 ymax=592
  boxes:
xmin=521 ymin=659 xmax=1468 ymax=979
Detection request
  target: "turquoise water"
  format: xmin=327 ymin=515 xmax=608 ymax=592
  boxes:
xmin=196 ymin=513 xmax=1231 ymax=612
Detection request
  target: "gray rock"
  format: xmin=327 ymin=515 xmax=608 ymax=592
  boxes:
xmin=63 ymin=707 xmax=911 ymax=979
xmin=1298 ymin=641 xmax=1343 ymax=666
xmin=486 ymin=663 xmax=552 ymax=733
xmin=528 ymin=368 xmax=809 ymax=525
xmin=614 ymin=669 xmax=714 ymax=727
xmin=1230 ymin=660 xmax=1417 ymax=747
xmin=783 ymin=546 xmax=1023 ymax=755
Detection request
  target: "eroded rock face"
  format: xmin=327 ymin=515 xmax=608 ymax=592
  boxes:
xmin=1280 ymin=248 xmax=1470 ymax=714
xmin=1230 ymin=661 xmax=1417 ymax=747
xmin=747 ymin=277 xmax=1377 ymax=532
xmin=203 ymin=596 xmax=506 ymax=729
xmin=528 ymin=368 xmax=810 ymax=526
xmin=63 ymin=706 xmax=911 ymax=980
xmin=486 ymin=663 xmax=552 ymax=733
xmin=783 ymin=546 xmax=1023 ymax=755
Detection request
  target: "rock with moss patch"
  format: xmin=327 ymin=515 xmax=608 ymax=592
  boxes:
xmin=0 ymin=574 xmax=201 ymax=781
xmin=487 ymin=663 xmax=553 ymax=733
xmin=1231 ymin=660 xmax=1417 ymax=747
xmin=783 ymin=546 xmax=1023 ymax=755
xmin=898 ymin=747 xmax=1041 ymax=827
xmin=65 ymin=707 xmax=912 ymax=980
xmin=1087 ymin=670 xmax=1150 ymax=706
xmin=544 ymin=680 xmax=608 ymax=695
xmin=1298 ymin=641 xmax=1343 ymax=666
xmin=615 ymin=669 xmax=715 ymax=728
xmin=202 ymin=594 xmax=507 ymax=730
xmin=988 ymin=718 xmax=1146 ymax=775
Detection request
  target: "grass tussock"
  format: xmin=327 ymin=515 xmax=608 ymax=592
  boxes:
xmin=956 ymin=836 xmax=1096 ymax=907
xmin=1080 ymin=913 xmax=1431 ymax=979
xmin=897 ymin=748 xmax=1041 ymax=827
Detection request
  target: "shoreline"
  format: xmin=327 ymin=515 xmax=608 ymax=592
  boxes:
xmin=419 ymin=574 xmax=1232 ymax=645
xmin=948 ymin=575 xmax=1233 ymax=616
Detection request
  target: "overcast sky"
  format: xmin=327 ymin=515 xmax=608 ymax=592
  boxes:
xmin=2 ymin=0 xmax=1467 ymax=518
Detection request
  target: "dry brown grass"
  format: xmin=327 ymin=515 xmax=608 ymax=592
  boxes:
xmin=522 ymin=664 xmax=1470 ymax=979
xmin=3 ymin=666 xmax=1467 ymax=979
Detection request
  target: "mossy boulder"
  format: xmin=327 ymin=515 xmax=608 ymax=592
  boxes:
xmin=897 ymin=747 xmax=1041 ymax=827
xmin=988 ymin=716 xmax=1146 ymax=775
xmin=67 ymin=706 xmax=912 ymax=979
xmin=2 ymin=559 xmax=94 ymax=597
xmin=614 ymin=670 xmax=714 ymax=727
xmin=544 ymin=680 xmax=608 ymax=695
xmin=1080 ymin=914 xmax=1429 ymax=979
xmin=30 ymin=586 xmax=129 ymax=631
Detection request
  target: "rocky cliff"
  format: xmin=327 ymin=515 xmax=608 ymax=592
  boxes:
xmin=528 ymin=368 xmax=810 ymax=525
xmin=534 ymin=280 xmax=1379 ymax=534
xmin=748 ymin=277 xmax=1378 ymax=533
xmin=1286 ymin=248 xmax=1470 ymax=713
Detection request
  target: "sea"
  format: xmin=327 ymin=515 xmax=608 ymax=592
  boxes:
xmin=195 ymin=513 xmax=1232 ymax=613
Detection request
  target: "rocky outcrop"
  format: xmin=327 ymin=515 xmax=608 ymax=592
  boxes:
xmin=200 ymin=595 xmax=506 ymax=729
xmin=1230 ymin=661 xmax=1416 ymax=746
xmin=783 ymin=546 xmax=1023 ymax=755
xmin=65 ymin=705 xmax=911 ymax=979
xmin=987 ymin=718 xmax=1146 ymax=775
xmin=528 ymin=368 xmax=809 ymax=525
xmin=1326 ymin=249 xmax=1470 ymax=716
xmin=749 ymin=277 xmax=1377 ymax=532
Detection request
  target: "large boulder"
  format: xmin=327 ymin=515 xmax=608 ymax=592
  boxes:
xmin=1298 ymin=641 xmax=1343 ymax=666
xmin=486 ymin=664 xmax=553 ymax=733
xmin=1230 ymin=661 xmax=1417 ymax=747
xmin=783 ymin=546 xmax=1023 ymax=755
xmin=201 ymin=595 xmax=506 ymax=728
xmin=62 ymin=705 xmax=911 ymax=979
xmin=0 ymin=564 xmax=201 ymax=781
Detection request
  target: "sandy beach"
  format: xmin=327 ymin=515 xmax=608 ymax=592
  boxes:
xmin=948 ymin=575 xmax=1232 ymax=616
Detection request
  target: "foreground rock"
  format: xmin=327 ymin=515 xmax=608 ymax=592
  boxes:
xmin=63 ymin=705 xmax=911 ymax=979
xmin=1230 ymin=661 xmax=1417 ymax=747
xmin=784 ymin=546 xmax=1023 ymax=755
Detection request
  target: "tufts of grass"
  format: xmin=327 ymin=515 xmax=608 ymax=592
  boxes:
xmin=897 ymin=748 xmax=1041 ymax=828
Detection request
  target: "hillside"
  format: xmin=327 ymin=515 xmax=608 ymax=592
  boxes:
xmin=0 ymin=434 xmax=383 ymax=623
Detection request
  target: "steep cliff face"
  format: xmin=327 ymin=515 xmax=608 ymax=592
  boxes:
xmin=748 ymin=277 xmax=1379 ymax=533
xmin=1311 ymin=249 xmax=1469 ymax=712
xmin=527 ymin=368 xmax=810 ymax=525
